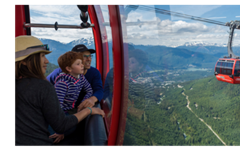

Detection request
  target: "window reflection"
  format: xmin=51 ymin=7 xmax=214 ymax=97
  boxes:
xmin=120 ymin=5 xmax=240 ymax=146
xmin=97 ymin=5 xmax=114 ymax=131
xmin=234 ymin=61 xmax=240 ymax=75
xmin=103 ymin=68 xmax=114 ymax=109
xmin=124 ymin=49 xmax=161 ymax=145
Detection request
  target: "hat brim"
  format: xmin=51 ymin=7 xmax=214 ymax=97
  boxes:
xmin=88 ymin=49 xmax=96 ymax=54
xmin=15 ymin=50 xmax=52 ymax=62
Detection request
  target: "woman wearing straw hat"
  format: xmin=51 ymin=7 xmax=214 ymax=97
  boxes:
xmin=15 ymin=35 xmax=105 ymax=145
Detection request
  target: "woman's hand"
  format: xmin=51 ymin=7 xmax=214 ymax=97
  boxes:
xmin=77 ymin=96 xmax=97 ymax=111
xmin=49 ymin=133 xmax=64 ymax=144
xmin=74 ymin=107 xmax=105 ymax=123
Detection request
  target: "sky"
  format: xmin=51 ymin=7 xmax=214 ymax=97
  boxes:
xmin=28 ymin=4 xmax=240 ymax=47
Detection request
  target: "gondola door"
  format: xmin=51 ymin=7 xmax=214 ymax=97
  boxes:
xmin=232 ymin=60 xmax=240 ymax=84
xmin=215 ymin=59 xmax=234 ymax=84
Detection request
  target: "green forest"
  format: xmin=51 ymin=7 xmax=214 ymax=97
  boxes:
xmin=123 ymin=75 xmax=240 ymax=146
xmin=44 ymin=62 xmax=59 ymax=77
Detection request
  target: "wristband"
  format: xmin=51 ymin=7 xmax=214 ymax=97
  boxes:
xmin=87 ymin=107 xmax=92 ymax=115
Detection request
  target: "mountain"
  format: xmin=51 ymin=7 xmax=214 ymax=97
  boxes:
xmin=68 ymin=37 xmax=95 ymax=48
xmin=178 ymin=41 xmax=240 ymax=48
xmin=124 ymin=73 xmax=240 ymax=145
xmin=180 ymin=41 xmax=228 ymax=47
xmin=40 ymin=38 xmax=234 ymax=71
xmin=39 ymin=38 xmax=95 ymax=66
xmin=180 ymin=76 xmax=240 ymax=145
xmin=45 ymin=63 xmax=59 ymax=77
xmin=176 ymin=41 xmax=240 ymax=57
xmin=143 ymin=45 xmax=219 ymax=70
xmin=129 ymin=41 xmax=240 ymax=56
xmin=96 ymin=41 xmax=221 ymax=70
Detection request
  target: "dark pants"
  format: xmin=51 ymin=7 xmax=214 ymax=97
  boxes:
xmin=54 ymin=117 xmax=86 ymax=145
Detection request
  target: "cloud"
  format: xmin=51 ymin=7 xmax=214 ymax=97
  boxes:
xmin=30 ymin=5 xmax=79 ymax=17
xmin=128 ymin=19 xmax=226 ymax=37
xmin=116 ymin=17 xmax=228 ymax=46
xmin=30 ymin=5 xmax=86 ymax=25
xmin=196 ymin=34 xmax=229 ymax=39
xmin=172 ymin=21 xmax=209 ymax=33
xmin=30 ymin=5 xmax=94 ymax=43
xmin=124 ymin=19 xmax=237 ymax=46
xmin=98 ymin=5 xmax=110 ymax=21
xmin=29 ymin=5 xmax=240 ymax=47
xmin=31 ymin=27 xmax=93 ymax=43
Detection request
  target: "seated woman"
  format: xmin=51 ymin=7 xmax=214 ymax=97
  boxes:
xmin=15 ymin=35 xmax=104 ymax=145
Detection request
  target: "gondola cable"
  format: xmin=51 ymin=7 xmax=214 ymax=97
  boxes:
xmin=127 ymin=5 xmax=240 ymax=84
xmin=127 ymin=5 xmax=239 ymax=28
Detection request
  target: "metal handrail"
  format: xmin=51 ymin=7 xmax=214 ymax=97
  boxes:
xmin=24 ymin=22 xmax=94 ymax=30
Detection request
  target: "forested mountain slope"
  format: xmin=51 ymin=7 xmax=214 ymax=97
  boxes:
xmin=124 ymin=75 xmax=240 ymax=145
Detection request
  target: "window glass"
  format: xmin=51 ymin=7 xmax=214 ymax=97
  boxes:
xmin=222 ymin=62 xmax=226 ymax=67
xmin=29 ymin=5 xmax=96 ymax=76
xmin=234 ymin=61 xmax=240 ymax=75
xmin=96 ymin=5 xmax=114 ymax=130
xmin=235 ymin=61 xmax=240 ymax=69
xmin=223 ymin=69 xmax=227 ymax=74
xmin=216 ymin=67 xmax=220 ymax=73
xmin=227 ymin=62 xmax=233 ymax=68
xmin=226 ymin=69 xmax=232 ymax=75
xmin=119 ymin=5 xmax=240 ymax=146
xmin=217 ymin=61 xmax=222 ymax=66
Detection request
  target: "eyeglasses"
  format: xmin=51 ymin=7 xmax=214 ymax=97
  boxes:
xmin=83 ymin=54 xmax=93 ymax=59
xmin=27 ymin=44 xmax=50 ymax=51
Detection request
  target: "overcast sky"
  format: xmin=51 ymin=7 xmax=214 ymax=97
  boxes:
xmin=29 ymin=4 xmax=240 ymax=47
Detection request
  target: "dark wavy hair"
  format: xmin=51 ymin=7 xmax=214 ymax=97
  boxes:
xmin=14 ymin=53 xmax=46 ymax=108
xmin=15 ymin=53 xmax=46 ymax=81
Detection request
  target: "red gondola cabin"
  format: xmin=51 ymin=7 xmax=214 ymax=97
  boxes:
xmin=214 ymin=58 xmax=240 ymax=84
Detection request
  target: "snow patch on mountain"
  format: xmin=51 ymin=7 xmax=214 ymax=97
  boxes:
xmin=177 ymin=41 xmax=240 ymax=47
xmin=69 ymin=37 xmax=94 ymax=47
xmin=180 ymin=41 xmax=227 ymax=47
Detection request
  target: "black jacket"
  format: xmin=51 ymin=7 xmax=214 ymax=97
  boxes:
xmin=16 ymin=78 xmax=78 ymax=145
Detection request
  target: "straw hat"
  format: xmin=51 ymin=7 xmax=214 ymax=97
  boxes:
xmin=15 ymin=35 xmax=52 ymax=62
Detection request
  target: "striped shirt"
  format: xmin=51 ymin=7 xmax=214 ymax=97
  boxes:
xmin=54 ymin=73 xmax=93 ymax=111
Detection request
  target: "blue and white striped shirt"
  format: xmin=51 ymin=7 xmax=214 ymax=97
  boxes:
xmin=54 ymin=73 xmax=93 ymax=111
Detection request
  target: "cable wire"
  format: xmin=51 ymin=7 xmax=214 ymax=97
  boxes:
xmin=128 ymin=5 xmax=228 ymax=27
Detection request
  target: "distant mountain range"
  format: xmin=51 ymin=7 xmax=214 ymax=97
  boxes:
xmin=40 ymin=38 xmax=240 ymax=70
xmin=144 ymin=45 xmax=219 ymax=70
xmin=179 ymin=41 xmax=228 ymax=47
xmin=40 ymin=38 xmax=95 ymax=66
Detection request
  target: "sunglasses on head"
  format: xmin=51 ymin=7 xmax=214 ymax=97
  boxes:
xmin=27 ymin=44 xmax=50 ymax=51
